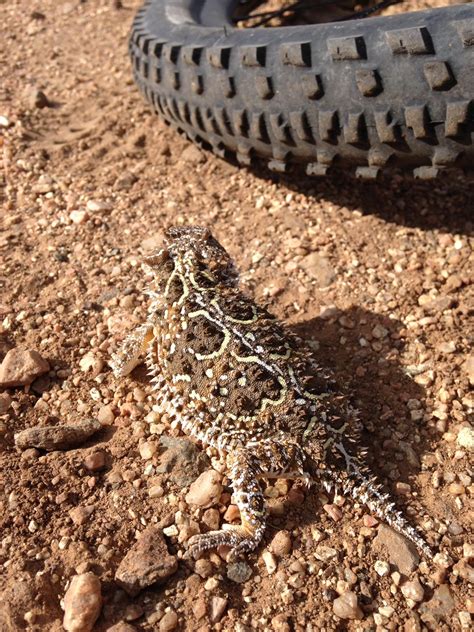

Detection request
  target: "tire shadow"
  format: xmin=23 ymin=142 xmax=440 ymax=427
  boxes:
xmin=246 ymin=162 xmax=474 ymax=235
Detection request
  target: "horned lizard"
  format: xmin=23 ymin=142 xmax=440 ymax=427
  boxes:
xmin=111 ymin=226 xmax=431 ymax=562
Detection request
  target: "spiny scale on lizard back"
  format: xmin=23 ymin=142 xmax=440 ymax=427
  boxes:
xmin=112 ymin=226 xmax=432 ymax=561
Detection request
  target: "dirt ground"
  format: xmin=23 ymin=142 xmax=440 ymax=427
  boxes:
xmin=0 ymin=1 xmax=473 ymax=631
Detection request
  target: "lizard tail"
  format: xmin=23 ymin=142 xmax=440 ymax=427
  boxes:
xmin=343 ymin=474 xmax=432 ymax=558
xmin=315 ymin=459 xmax=433 ymax=558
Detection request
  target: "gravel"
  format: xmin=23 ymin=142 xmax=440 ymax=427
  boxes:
xmin=1 ymin=0 xmax=472 ymax=629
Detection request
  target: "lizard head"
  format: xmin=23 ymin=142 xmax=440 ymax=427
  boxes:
xmin=143 ymin=226 xmax=239 ymax=290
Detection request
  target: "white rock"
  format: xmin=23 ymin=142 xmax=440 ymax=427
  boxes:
xmin=139 ymin=441 xmax=157 ymax=460
xmin=86 ymin=200 xmax=112 ymax=213
xmin=374 ymin=560 xmax=391 ymax=576
xmin=457 ymin=426 xmax=474 ymax=451
xmin=262 ymin=550 xmax=277 ymax=574
xmin=79 ymin=352 xmax=104 ymax=377
xmin=69 ymin=210 xmax=89 ymax=224
xmin=401 ymin=578 xmax=425 ymax=602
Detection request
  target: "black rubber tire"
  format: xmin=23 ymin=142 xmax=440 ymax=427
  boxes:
xmin=129 ymin=0 xmax=474 ymax=178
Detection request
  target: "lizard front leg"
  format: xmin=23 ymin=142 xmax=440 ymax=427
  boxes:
xmin=110 ymin=323 xmax=154 ymax=377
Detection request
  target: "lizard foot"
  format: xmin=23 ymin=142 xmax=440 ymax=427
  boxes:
xmin=185 ymin=525 xmax=261 ymax=562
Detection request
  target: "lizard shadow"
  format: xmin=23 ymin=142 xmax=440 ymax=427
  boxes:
xmin=269 ymin=305 xmax=431 ymax=541
xmin=246 ymin=162 xmax=473 ymax=235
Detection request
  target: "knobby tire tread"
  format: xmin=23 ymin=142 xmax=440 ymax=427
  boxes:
xmin=129 ymin=0 xmax=474 ymax=177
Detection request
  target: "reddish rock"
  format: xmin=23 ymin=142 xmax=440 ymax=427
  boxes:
xmin=0 ymin=348 xmax=49 ymax=388
xmin=69 ymin=505 xmax=95 ymax=526
xmin=373 ymin=524 xmax=419 ymax=575
xmin=0 ymin=392 xmax=12 ymax=414
xmin=84 ymin=451 xmax=106 ymax=471
xmin=269 ymin=530 xmax=292 ymax=557
xmin=115 ymin=525 xmax=178 ymax=596
xmin=63 ymin=573 xmax=102 ymax=632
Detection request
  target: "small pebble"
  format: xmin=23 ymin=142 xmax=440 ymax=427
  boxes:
xmin=69 ymin=210 xmax=89 ymax=224
xmin=373 ymin=524 xmax=419 ymax=575
xmin=139 ymin=441 xmax=157 ymax=460
xmin=457 ymin=426 xmax=474 ymax=451
xmin=159 ymin=610 xmax=178 ymax=632
xmin=209 ymin=596 xmax=228 ymax=623
xmin=372 ymin=324 xmax=388 ymax=339
xmin=374 ymin=560 xmax=391 ymax=576
xmin=69 ymin=505 xmax=94 ymax=526
xmin=98 ymin=404 xmax=115 ymax=425
xmin=185 ymin=470 xmax=223 ymax=508
xmin=401 ymin=578 xmax=425 ymax=602
xmin=271 ymin=614 xmax=290 ymax=632
xmin=314 ymin=545 xmax=338 ymax=562
xmin=86 ymin=199 xmax=112 ymax=213
xmin=268 ymin=530 xmax=292 ymax=557
xmin=79 ymin=352 xmax=104 ymax=376
xmin=181 ymin=144 xmax=206 ymax=165
xmin=148 ymin=485 xmax=164 ymax=498
xmin=463 ymin=543 xmax=474 ymax=560
xmin=227 ymin=561 xmax=252 ymax=584
xmin=202 ymin=508 xmax=220 ymax=530
xmin=332 ymin=591 xmax=363 ymax=620
xmin=448 ymin=482 xmax=465 ymax=495
xmin=299 ymin=253 xmax=336 ymax=287
xmin=323 ymin=504 xmax=343 ymax=521
xmin=84 ymin=451 xmax=106 ymax=472
xmin=261 ymin=550 xmax=277 ymax=574
xmin=223 ymin=504 xmax=240 ymax=522
xmin=115 ymin=525 xmax=177 ymax=596
xmin=0 ymin=347 xmax=50 ymax=387
xmin=194 ymin=558 xmax=213 ymax=578
xmin=15 ymin=419 xmax=101 ymax=451
xmin=363 ymin=515 xmax=378 ymax=528
xmin=0 ymin=392 xmax=12 ymax=413
xmin=63 ymin=573 xmax=102 ymax=632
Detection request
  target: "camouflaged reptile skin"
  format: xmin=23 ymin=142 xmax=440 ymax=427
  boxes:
xmin=111 ymin=226 xmax=431 ymax=561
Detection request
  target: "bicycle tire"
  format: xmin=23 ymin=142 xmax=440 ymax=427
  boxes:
xmin=129 ymin=0 xmax=474 ymax=177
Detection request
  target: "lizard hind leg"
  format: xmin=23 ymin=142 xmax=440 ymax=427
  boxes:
xmin=186 ymin=440 xmax=307 ymax=562
xmin=186 ymin=448 xmax=266 ymax=563
xmin=110 ymin=323 xmax=154 ymax=377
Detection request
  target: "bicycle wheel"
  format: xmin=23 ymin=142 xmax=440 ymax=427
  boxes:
xmin=129 ymin=0 xmax=474 ymax=177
